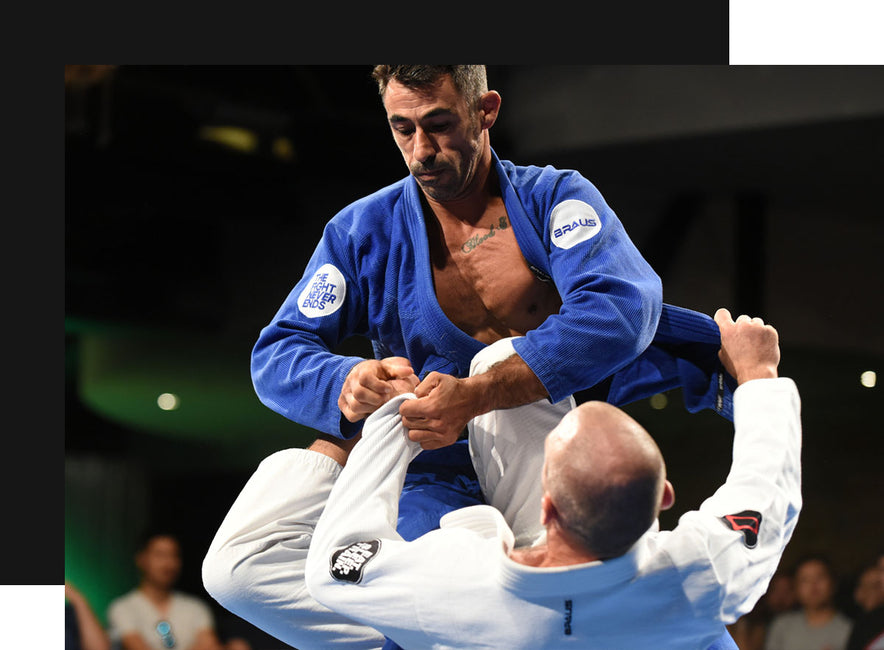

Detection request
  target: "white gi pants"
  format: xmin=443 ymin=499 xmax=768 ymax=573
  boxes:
xmin=201 ymin=448 xmax=387 ymax=649
xmin=203 ymin=336 xmax=570 ymax=648
xmin=467 ymin=336 xmax=575 ymax=548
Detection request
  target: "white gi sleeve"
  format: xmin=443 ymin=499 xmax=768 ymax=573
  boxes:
xmin=665 ymin=377 xmax=802 ymax=623
xmin=305 ymin=393 xmax=454 ymax=636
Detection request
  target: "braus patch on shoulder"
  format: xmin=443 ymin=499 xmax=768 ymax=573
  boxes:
xmin=329 ymin=540 xmax=381 ymax=584
xmin=722 ymin=510 xmax=762 ymax=548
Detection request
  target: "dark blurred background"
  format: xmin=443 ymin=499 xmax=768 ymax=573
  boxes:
xmin=65 ymin=65 xmax=884 ymax=646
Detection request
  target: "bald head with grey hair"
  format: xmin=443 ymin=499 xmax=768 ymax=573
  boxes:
xmin=541 ymin=401 xmax=673 ymax=560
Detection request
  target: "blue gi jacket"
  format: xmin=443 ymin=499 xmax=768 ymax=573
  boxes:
xmin=251 ymin=149 xmax=735 ymax=535
xmin=252 ymin=150 xmax=732 ymax=434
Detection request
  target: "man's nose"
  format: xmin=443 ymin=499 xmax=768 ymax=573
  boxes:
xmin=413 ymin=128 xmax=436 ymax=164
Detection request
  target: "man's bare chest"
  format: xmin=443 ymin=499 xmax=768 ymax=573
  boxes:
xmin=428 ymin=210 xmax=561 ymax=344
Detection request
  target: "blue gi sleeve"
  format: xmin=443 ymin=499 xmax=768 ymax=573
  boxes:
xmin=251 ymin=219 xmax=371 ymax=438
xmin=510 ymin=168 xmax=663 ymax=404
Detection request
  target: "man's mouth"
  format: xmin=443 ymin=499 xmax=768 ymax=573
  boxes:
xmin=415 ymin=166 xmax=447 ymax=178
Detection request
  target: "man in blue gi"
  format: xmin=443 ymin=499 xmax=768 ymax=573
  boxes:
xmin=245 ymin=66 xmax=739 ymax=647
xmin=251 ymin=63 xmax=732 ymax=525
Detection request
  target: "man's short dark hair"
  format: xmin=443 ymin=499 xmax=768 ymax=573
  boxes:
xmin=371 ymin=65 xmax=488 ymax=110
xmin=135 ymin=528 xmax=180 ymax=553
xmin=792 ymin=552 xmax=838 ymax=581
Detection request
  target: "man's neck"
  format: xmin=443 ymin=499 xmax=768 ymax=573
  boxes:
xmin=139 ymin=582 xmax=172 ymax=606
xmin=422 ymin=147 xmax=498 ymax=225
xmin=509 ymin=528 xmax=600 ymax=568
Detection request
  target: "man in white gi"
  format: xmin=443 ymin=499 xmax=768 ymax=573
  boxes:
xmin=203 ymin=308 xmax=801 ymax=649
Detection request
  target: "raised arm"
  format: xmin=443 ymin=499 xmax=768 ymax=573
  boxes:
xmin=65 ymin=583 xmax=111 ymax=650
xmin=670 ymin=308 xmax=802 ymax=623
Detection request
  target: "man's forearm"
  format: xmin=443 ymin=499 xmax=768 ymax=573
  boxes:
xmin=401 ymin=339 xmax=552 ymax=449
xmin=66 ymin=594 xmax=110 ymax=650
xmin=461 ymin=353 xmax=548 ymax=416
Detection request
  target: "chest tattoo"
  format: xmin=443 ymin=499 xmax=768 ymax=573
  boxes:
xmin=460 ymin=216 xmax=510 ymax=254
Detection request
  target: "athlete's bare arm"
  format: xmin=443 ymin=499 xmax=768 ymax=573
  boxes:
xmin=400 ymin=354 xmax=546 ymax=449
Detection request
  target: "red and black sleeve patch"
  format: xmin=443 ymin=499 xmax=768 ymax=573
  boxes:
xmin=722 ymin=510 xmax=762 ymax=548
xmin=329 ymin=540 xmax=381 ymax=584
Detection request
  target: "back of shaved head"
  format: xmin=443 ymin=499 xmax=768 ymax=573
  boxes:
xmin=544 ymin=401 xmax=667 ymax=559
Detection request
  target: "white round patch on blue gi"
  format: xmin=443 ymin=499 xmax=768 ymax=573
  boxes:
xmin=297 ymin=263 xmax=347 ymax=318
xmin=549 ymin=200 xmax=602 ymax=249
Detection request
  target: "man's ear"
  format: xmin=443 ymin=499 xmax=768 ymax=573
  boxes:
xmin=660 ymin=479 xmax=676 ymax=511
xmin=478 ymin=91 xmax=502 ymax=130
xmin=540 ymin=492 xmax=556 ymax=527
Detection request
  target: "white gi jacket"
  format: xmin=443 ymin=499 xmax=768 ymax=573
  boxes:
xmin=305 ymin=378 xmax=802 ymax=650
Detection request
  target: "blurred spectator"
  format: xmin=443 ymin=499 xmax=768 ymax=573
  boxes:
xmin=846 ymin=551 xmax=884 ymax=650
xmin=767 ymin=571 xmax=798 ymax=616
xmin=765 ymin=554 xmax=853 ymax=650
xmin=853 ymin=563 xmax=884 ymax=615
xmin=729 ymin=571 xmax=797 ymax=650
xmin=66 ymin=582 xmax=111 ymax=650
xmin=107 ymin=530 xmax=251 ymax=650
